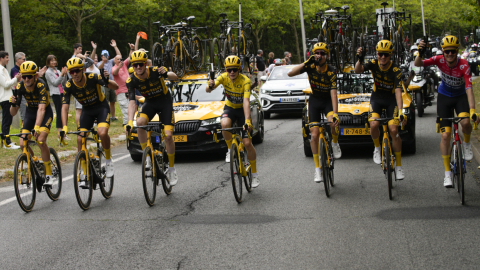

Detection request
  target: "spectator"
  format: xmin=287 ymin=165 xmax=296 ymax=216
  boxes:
xmin=111 ymin=42 xmax=135 ymax=126
xmin=0 ymin=51 xmax=21 ymax=149
xmin=10 ymin=52 xmax=27 ymax=124
xmin=45 ymin=55 xmax=69 ymax=141
xmin=97 ymin=39 xmax=121 ymax=122
xmin=268 ymin=52 xmax=275 ymax=65
xmin=266 ymin=58 xmax=283 ymax=79
xmin=255 ymin=50 xmax=266 ymax=87
xmin=86 ymin=53 xmax=101 ymax=74
xmin=284 ymin=51 xmax=292 ymax=64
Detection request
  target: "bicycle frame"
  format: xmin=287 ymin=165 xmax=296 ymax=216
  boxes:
xmin=215 ymin=127 xmax=251 ymax=177
xmin=69 ymin=130 xmax=102 ymax=183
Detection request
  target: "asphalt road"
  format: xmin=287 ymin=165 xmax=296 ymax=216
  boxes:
xmin=1 ymin=104 xmax=480 ymax=269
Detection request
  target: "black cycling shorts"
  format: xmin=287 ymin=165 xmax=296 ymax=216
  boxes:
xmin=437 ymin=93 xmax=470 ymax=129
xmin=22 ymin=106 xmax=54 ymax=134
xmin=221 ymin=105 xmax=250 ymax=139
xmin=308 ymin=95 xmax=333 ymax=123
xmin=79 ymin=100 xmax=110 ymax=131
xmin=369 ymin=96 xmax=398 ymax=123
xmin=136 ymin=94 xmax=174 ymax=132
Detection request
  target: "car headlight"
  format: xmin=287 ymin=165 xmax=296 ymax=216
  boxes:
xmin=261 ymin=88 xmax=272 ymax=94
xmin=201 ymin=117 xmax=221 ymax=126
xmin=436 ymin=72 xmax=441 ymax=77
xmin=402 ymin=108 xmax=410 ymax=115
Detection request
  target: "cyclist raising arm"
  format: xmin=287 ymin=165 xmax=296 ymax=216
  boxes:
xmin=206 ymin=56 xmax=260 ymax=188
xmin=355 ymin=40 xmax=407 ymax=180
xmin=9 ymin=61 xmax=56 ymax=186
xmin=415 ymin=35 xmax=480 ymax=187
xmin=125 ymin=51 xmax=179 ymax=185
xmin=288 ymin=42 xmax=341 ymax=183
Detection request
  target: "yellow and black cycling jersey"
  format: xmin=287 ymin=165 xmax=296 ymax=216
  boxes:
xmin=15 ymin=78 xmax=50 ymax=109
xmin=62 ymin=73 xmax=108 ymax=107
xmin=300 ymin=64 xmax=337 ymax=98
xmin=214 ymin=72 xmax=251 ymax=109
xmin=362 ymin=59 xmax=403 ymax=99
xmin=126 ymin=66 xmax=169 ymax=101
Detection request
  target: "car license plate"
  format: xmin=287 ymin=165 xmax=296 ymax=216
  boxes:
xmin=280 ymin=97 xmax=299 ymax=102
xmin=341 ymin=128 xmax=370 ymax=136
xmin=173 ymin=135 xmax=187 ymax=142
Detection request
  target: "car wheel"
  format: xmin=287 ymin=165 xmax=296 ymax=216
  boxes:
xmin=253 ymin=114 xmax=264 ymax=144
xmin=264 ymin=112 xmax=271 ymax=119
xmin=304 ymin=139 xmax=313 ymax=157
xmin=131 ymin=154 xmax=142 ymax=162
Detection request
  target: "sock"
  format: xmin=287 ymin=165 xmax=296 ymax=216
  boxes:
xmin=313 ymin=154 xmax=320 ymax=169
xmin=464 ymin=133 xmax=471 ymax=144
xmin=168 ymin=153 xmax=175 ymax=167
xmin=316 ymin=167 xmax=321 ymax=174
xmin=106 ymin=159 xmax=112 ymax=164
xmin=168 ymin=166 xmax=175 ymax=171
xmin=81 ymin=159 xmax=87 ymax=175
xmin=249 ymin=159 xmax=257 ymax=174
xmin=373 ymin=137 xmax=380 ymax=148
xmin=252 ymin=172 xmax=258 ymax=177
xmin=394 ymin=152 xmax=401 ymax=166
xmin=104 ymin=147 xmax=111 ymax=160
xmin=445 ymin=171 xmax=451 ymax=178
xmin=442 ymin=155 xmax=451 ymax=172
xmin=332 ymin=133 xmax=339 ymax=144
xmin=225 ymin=139 xmax=233 ymax=149
xmin=44 ymin=161 xmax=52 ymax=176
xmin=140 ymin=142 xmax=147 ymax=151
xmin=375 ymin=146 xmax=381 ymax=152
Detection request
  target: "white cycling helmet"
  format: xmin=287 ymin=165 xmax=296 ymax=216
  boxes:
xmin=410 ymin=45 xmax=418 ymax=51
xmin=436 ymin=50 xmax=443 ymax=55
xmin=432 ymin=48 xmax=438 ymax=53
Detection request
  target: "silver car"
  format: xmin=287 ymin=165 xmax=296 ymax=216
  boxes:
xmin=260 ymin=65 xmax=309 ymax=119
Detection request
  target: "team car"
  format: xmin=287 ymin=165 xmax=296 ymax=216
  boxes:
xmin=301 ymin=72 xmax=417 ymax=156
xmin=127 ymin=72 xmax=265 ymax=161
xmin=259 ymin=65 xmax=309 ymax=119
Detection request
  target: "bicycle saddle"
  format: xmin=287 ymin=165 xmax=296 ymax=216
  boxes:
xmin=341 ymin=5 xmax=349 ymax=10
xmin=219 ymin=13 xmax=227 ymax=18
xmin=175 ymin=22 xmax=186 ymax=26
xmin=152 ymin=21 xmax=161 ymax=25
xmin=187 ymin=16 xmax=195 ymax=21
xmin=324 ymin=9 xmax=338 ymax=15
xmin=381 ymin=2 xmax=388 ymax=7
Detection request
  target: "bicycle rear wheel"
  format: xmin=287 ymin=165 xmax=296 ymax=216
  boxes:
xmin=172 ymin=41 xmax=186 ymax=77
xmin=73 ymin=151 xmax=93 ymax=210
xmin=161 ymin=147 xmax=173 ymax=195
xmin=320 ymin=139 xmax=330 ymax=197
xmin=326 ymin=133 xmax=335 ymax=187
xmin=212 ymin=38 xmax=223 ymax=70
xmin=13 ymin=154 xmax=36 ymax=212
xmin=45 ymin=148 xmax=62 ymax=201
xmin=98 ymin=147 xmax=114 ymax=199
xmin=191 ymin=35 xmax=203 ymax=70
xmin=243 ymin=150 xmax=253 ymax=192
xmin=384 ymin=138 xmax=393 ymax=200
xmin=152 ymin=42 xmax=164 ymax=67
xmin=230 ymin=146 xmax=243 ymax=203
xmin=457 ymin=141 xmax=465 ymax=204
xmin=142 ymin=146 xmax=157 ymax=206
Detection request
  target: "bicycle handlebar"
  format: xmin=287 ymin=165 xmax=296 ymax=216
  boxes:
xmin=7 ymin=132 xmax=43 ymax=145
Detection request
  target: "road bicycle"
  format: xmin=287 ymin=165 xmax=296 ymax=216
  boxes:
xmin=307 ymin=120 xmax=336 ymax=197
xmin=9 ymin=132 xmax=62 ymax=212
xmin=366 ymin=116 xmax=403 ymax=200
xmin=128 ymin=122 xmax=172 ymax=206
xmin=152 ymin=21 xmax=180 ymax=70
xmin=437 ymin=116 xmax=477 ymax=205
xmin=68 ymin=128 xmax=113 ymax=210
xmin=216 ymin=126 xmax=253 ymax=203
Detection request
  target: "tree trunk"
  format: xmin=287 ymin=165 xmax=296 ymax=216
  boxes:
xmin=148 ymin=17 xmax=153 ymax=51
xmin=76 ymin=14 xmax=82 ymax=44
xmin=291 ymin=19 xmax=301 ymax=63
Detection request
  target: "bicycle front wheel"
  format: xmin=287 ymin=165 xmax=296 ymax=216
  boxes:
xmin=45 ymin=147 xmax=62 ymax=201
xmin=98 ymin=147 xmax=114 ymax=199
xmin=172 ymin=41 xmax=186 ymax=77
xmin=243 ymin=150 xmax=253 ymax=192
xmin=457 ymin=141 xmax=465 ymax=204
xmin=161 ymin=147 xmax=173 ymax=195
xmin=230 ymin=146 xmax=243 ymax=203
xmin=14 ymin=154 xmax=36 ymax=212
xmin=142 ymin=146 xmax=157 ymax=206
xmin=73 ymin=151 xmax=93 ymax=210
xmin=152 ymin=42 xmax=165 ymax=68
xmin=320 ymin=139 xmax=330 ymax=197
xmin=191 ymin=35 xmax=203 ymax=70
xmin=384 ymin=138 xmax=393 ymax=200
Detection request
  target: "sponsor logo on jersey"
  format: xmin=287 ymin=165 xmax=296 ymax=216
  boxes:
xmin=89 ymin=73 xmax=95 ymax=79
xmin=66 ymin=82 xmax=71 ymax=88
xmin=126 ymin=77 xmax=131 ymax=83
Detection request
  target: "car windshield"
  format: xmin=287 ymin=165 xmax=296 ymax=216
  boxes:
xmin=337 ymin=73 xmax=374 ymax=94
xmin=268 ymin=66 xmax=307 ymax=80
xmin=173 ymin=81 xmax=225 ymax=103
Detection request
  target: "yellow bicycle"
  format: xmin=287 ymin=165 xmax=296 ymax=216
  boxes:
xmin=68 ymin=128 xmax=113 ymax=210
xmin=9 ymin=132 xmax=62 ymax=212
xmin=216 ymin=126 xmax=252 ymax=203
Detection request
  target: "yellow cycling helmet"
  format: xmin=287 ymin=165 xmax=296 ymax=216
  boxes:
xmin=441 ymin=35 xmax=459 ymax=49
xmin=312 ymin=42 xmax=329 ymax=54
xmin=376 ymin=40 xmax=393 ymax=53
xmin=66 ymin=57 xmax=84 ymax=70
xmin=224 ymin=55 xmax=241 ymax=68
xmin=128 ymin=67 xmax=134 ymax=74
xmin=130 ymin=50 xmax=148 ymax=63
xmin=20 ymin=61 xmax=38 ymax=74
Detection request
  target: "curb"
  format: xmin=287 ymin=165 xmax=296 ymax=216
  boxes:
xmin=0 ymin=134 xmax=127 ymax=179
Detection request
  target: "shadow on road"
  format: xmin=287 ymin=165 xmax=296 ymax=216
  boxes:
xmin=376 ymin=205 xmax=480 ymax=220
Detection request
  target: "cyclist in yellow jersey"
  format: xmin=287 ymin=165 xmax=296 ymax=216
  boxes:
xmin=62 ymin=57 xmax=119 ymax=184
xmin=9 ymin=61 xmax=56 ymax=186
xmin=206 ymin=56 xmax=260 ymax=188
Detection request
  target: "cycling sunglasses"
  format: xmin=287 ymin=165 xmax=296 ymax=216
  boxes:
xmin=227 ymin=68 xmax=239 ymax=73
xmin=21 ymin=75 xmax=34 ymax=80
xmin=69 ymin=69 xmax=82 ymax=75
xmin=443 ymin=49 xmax=457 ymax=55
xmin=314 ymin=51 xmax=327 ymax=56
xmin=132 ymin=62 xmax=145 ymax=68
xmin=377 ymin=53 xmax=391 ymax=58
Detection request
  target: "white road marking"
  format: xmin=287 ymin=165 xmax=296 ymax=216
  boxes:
xmin=0 ymin=154 xmax=131 ymax=207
